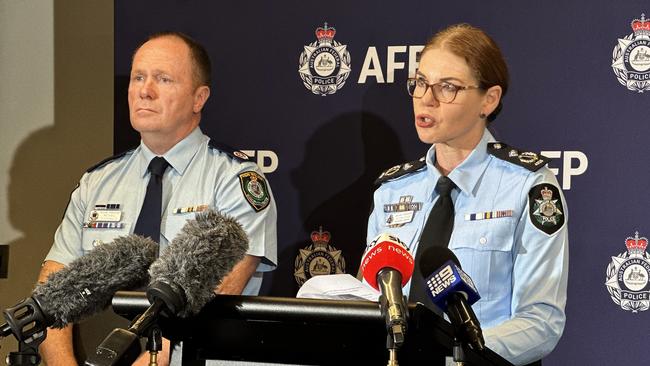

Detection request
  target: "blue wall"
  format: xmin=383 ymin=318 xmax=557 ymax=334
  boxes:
xmin=115 ymin=1 xmax=650 ymax=364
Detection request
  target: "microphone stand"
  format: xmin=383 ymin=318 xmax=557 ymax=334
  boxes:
xmin=145 ymin=325 xmax=162 ymax=366
xmin=452 ymin=339 xmax=467 ymax=366
xmin=2 ymin=297 xmax=48 ymax=366
xmin=5 ymin=339 xmax=42 ymax=366
xmin=385 ymin=335 xmax=399 ymax=366
xmin=447 ymin=292 xmax=485 ymax=366
xmin=84 ymin=299 xmax=165 ymax=366
xmin=377 ymin=269 xmax=408 ymax=366
xmin=85 ymin=282 xmax=183 ymax=366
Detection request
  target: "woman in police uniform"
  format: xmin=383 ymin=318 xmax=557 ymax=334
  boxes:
xmin=367 ymin=24 xmax=568 ymax=366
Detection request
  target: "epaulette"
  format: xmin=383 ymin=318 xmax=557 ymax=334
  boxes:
xmin=488 ymin=142 xmax=549 ymax=172
xmin=208 ymin=139 xmax=251 ymax=163
xmin=375 ymin=157 xmax=427 ymax=185
xmin=86 ymin=149 xmax=134 ymax=173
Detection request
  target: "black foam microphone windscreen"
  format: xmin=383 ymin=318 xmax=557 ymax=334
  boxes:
xmin=2 ymin=235 xmax=157 ymax=344
xmin=147 ymin=209 xmax=249 ymax=317
xmin=33 ymin=235 xmax=158 ymax=328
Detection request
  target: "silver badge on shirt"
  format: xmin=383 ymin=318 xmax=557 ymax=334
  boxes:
xmin=384 ymin=195 xmax=422 ymax=228
xmin=84 ymin=203 xmax=125 ymax=229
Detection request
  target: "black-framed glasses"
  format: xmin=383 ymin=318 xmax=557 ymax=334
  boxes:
xmin=406 ymin=78 xmax=482 ymax=103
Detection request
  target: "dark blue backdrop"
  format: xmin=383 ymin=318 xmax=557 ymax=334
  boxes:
xmin=115 ymin=1 xmax=650 ymax=364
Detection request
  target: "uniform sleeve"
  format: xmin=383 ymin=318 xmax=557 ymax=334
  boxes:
xmin=44 ymin=174 xmax=89 ymax=265
xmin=361 ymin=188 xmax=384 ymax=284
xmin=214 ymin=162 xmax=277 ymax=272
xmin=366 ymin=188 xmax=383 ymax=247
xmin=483 ymin=169 xmax=569 ymax=365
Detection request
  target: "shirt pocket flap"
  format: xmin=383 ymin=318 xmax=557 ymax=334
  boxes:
xmin=366 ymin=226 xmax=421 ymax=254
xmin=162 ymin=213 xmax=196 ymax=243
xmin=450 ymin=219 xmax=515 ymax=252
xmin=81 ymin=223 xmax=131 ymax=253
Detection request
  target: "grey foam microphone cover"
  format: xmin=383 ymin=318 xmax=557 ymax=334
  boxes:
xmin=148 ymin=210 xmax=249 ymax=317
xmin=33 ymin=235 xmax=158 ymax=328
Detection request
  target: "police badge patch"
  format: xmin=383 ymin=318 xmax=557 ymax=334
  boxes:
xmin=528 ymin=184 xmax=564 ymax=235
xmin=611 ymin=13 xmax=650 ymax=93
xmin=605 ymin=232 xmax=650 ymax=313
xmin=298 ymin=23 xmax=351 ymax=96
xmin=238 ymin=171 xmax=270 ymax=212
xmin=294 ymin=227 xmax=346 ymax=286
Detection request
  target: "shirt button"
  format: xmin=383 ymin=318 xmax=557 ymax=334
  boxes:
xmin=479 ymin=237 xmax=487 ymax=245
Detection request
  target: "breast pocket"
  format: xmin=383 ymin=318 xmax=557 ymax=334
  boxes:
xmin=386 ymin=226 xmax=421 ymax=252
xmin=450 ymin=219 xmax=515 ymax=301
xmin=161 ymin=213 xmax=196 ymax=244
xmin=81 ymin=223 xmax=131 ymax=254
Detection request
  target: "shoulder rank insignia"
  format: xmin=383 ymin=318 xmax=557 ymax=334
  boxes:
xmin=375 ymin=157 xmax=426 ymax=185
xmin=239 ymin=171 xmax=271 ymax=212
xmin=488 ymin=142 xmax=549 ymax=172
xmin=86 ymin=149 xmax=134 ymax=173
xmin=208 ymin=139 xmax=251 ymax=163
xmin=528 ymin=184 xmax=565 ymax=235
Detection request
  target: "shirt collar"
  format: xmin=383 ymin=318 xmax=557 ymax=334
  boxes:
xmin=137 ymin=127 xmax=205 ymax=177
xmin=425 ymin=128 xmax=495 ymax=198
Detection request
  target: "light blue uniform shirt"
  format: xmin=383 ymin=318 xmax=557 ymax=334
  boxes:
xmin=367 ymin=129 xmax=568 ymax=365
xmin=46 ymin=127 xmax=277 ymax=296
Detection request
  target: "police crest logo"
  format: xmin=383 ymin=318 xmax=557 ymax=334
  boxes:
xmin=605 ymin=232 xmax=650 ymax=313
xmin=611 ymin=13 xmax=650 ymax=93
xmin=294 ymin=227 xmax=346 ymax=286
xmin=238 ymin=171 xmax=270 ymax=212
xmin=298 ymin=23 xmax=351 ymax=96
xmin=528 ymin=185 xmax=564 ymax=235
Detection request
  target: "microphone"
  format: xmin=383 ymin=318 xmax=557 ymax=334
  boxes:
xmin=86 ymin=209 xmax=249 ymax=366
xmin=147 ymin=209 xmax=249 ymax=317
xmin=1 ymin=235 xmax=157 ymax=344
xmin=360 ymin=233 xmax=414 ymax=346
xmin=419 ymin=246 xmax=485 ymax=351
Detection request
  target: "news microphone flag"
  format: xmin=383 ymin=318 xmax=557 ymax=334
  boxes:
xmin=360 ymin=233 xmax=414 ymax=290
xmin=425 ymin=260 xmax=481 ymax=310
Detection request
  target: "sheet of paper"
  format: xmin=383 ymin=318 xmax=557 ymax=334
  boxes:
xmin=296 ymin=274 xmax=380 ymax=302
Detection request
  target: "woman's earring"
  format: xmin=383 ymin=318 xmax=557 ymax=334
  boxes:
xmin=479 ymin=113 xmax=487 ymax=119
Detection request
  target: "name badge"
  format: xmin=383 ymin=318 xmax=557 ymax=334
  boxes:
xmin=90 ymin=210 xmax=122 ymax=222
xmin=386 ymin=211 xmax=414 ymax=226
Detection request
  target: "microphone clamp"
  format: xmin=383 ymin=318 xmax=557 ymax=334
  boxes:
xmin=146 ymin=280 xmax=186 ymax=317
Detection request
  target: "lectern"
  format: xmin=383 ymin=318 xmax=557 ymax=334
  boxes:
xmin=111 ymin=292 xmax=512 ymax=366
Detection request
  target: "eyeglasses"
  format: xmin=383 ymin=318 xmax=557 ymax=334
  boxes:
xmin=406 ymin=77 xmax=482 ymax=103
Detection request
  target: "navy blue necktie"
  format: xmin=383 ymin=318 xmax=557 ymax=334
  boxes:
xmin=409 ymin=176 xmax=457 ymax=308
xmin=133 ymin=157 xmax=169 ymax=243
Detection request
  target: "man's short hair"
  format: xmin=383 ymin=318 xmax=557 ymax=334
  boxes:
xmin=133 ymin=31 xmax=212 ymax=87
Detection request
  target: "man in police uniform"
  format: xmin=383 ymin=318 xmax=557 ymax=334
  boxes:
xmin=38 ymin=32 xmax=277 ymax=365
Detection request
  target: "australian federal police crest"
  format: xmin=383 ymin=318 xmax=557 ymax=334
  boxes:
xmin=298 ymin=23 xmax=351 ymax=96
xmin=294 ymin=227 xmax=345 ymax=286
xmin=605 ymin=231 xmax=650 ymax=313
xmin=611 ymin=13 xmax=650 ymax=93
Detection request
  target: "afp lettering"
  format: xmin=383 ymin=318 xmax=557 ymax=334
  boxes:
xmin=358 ymin=45 xmax=424 ymax=84
xmin=541 ymin=150 xmax=588 ymax=190
xmin=241 ymin=150 xmax=279 ymax=174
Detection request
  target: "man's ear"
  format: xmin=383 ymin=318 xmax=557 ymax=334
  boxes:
xmin=193 ymin=86 xmax=210 ymax=113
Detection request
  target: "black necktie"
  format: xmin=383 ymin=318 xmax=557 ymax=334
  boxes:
xmin=409 ymin=176 xmax=457 ymax=308
xmin=133 ymin=157 xmax=169 ymax=243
